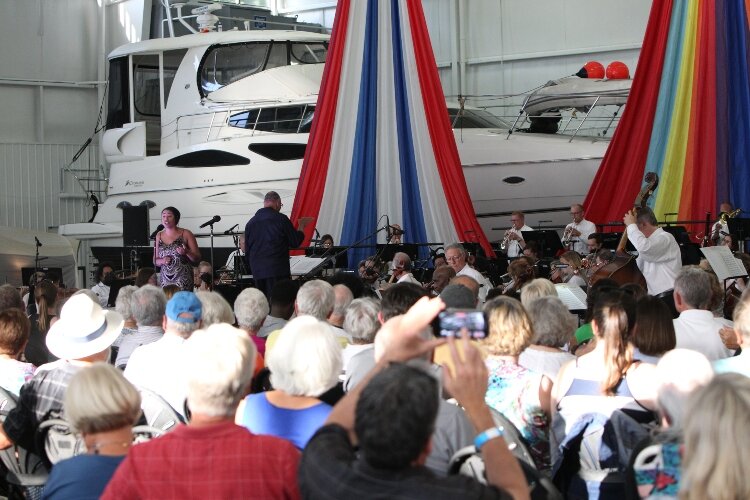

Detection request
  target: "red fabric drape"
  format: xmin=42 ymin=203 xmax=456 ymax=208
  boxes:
xmin=289 ymin=0 xmax=351 ymax=246
xmin=583 ymin=0 xmax=675 ymax=228
xmin=679 ymin=0 xmax=717 ymax=219
xmin=406 ymin=0 xmax=495 ymax=257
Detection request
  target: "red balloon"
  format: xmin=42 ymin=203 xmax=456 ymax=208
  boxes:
xmin=606 ymin=61 xmax=630 ymax=79
xmin=579 ymin=61 xmax=605 ymax=79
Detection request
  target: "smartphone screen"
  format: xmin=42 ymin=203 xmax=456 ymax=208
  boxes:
xmin=435 ymin=309 xmax=487 ymax=339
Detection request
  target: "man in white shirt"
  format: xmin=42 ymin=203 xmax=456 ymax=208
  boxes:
xmin=564 ymin=204 xmax=597 ymax=255
xmin=672 ymin=266 xmax=734 ymax=361
xmin=224 ymin=238 xmax=246 ymax=271
xmin=710 ymin=202 xmax=734 ymax=244
xmin=503 ymin=211 xmax=533 ymax=258
xmin=444 ymin=243 xmax=490 ymax=303
xmin=390 ymin=252 xmax=421 ymax=285
xmin=624 ymin=206 xmax=682 ymax=295
xmin=124 ymin=291 xmax=203 ymax=417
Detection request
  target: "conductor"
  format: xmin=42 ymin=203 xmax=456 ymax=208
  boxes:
xmin=245 ymin=191 xmax=313 ymax=297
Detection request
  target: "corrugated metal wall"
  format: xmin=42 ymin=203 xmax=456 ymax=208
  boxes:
xmin=0 ymin=143 xmax=99 ymax=231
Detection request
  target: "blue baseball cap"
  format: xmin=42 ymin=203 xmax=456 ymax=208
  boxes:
xmin=166 ymin=291 xmax=202 ymax=323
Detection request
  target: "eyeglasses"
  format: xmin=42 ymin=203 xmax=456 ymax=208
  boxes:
xmin=570 ymin=211 xmax=582 ymax=215
xmin=445 ymin=255 xmax=463 ymax=262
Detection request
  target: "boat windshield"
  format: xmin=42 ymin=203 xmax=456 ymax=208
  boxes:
xmin=448 ymin=107 xmax=510 ymax=129
xmin=199 ymin=41 xmax=328 ymax=96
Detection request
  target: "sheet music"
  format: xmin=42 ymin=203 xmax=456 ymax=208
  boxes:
xmin=289 ymin=256 xmax=324 ymax=275
xmin=700 ymin=246 xmax=748 ymax=281
xmin=555 ymin=283 xmax=588 ymax=310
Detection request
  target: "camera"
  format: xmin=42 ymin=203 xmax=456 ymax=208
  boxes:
xmin=432 ymin=308 xmax=487 ymax=339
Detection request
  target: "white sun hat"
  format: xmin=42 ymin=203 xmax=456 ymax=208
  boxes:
xmin=46 ymin=294 xmax=124 ymax=360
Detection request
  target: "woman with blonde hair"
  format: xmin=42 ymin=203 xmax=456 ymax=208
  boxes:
xmin=42 ymin=363 xmax=142 ymax=499
xmin=481 ymin=296 xmax=552 ymax=470
xmin=551 ymin=251 xmax=587 ymax=287
xmin=519 ymin=278 xmax=556 ymax=307
xmin=679 ymin=373 xmax=750 ymax=500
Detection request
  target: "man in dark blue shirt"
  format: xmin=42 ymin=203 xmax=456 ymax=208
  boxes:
xmin=245 ymin=191 xmax=312 ymax=298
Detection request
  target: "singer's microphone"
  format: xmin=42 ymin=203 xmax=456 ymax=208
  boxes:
xmin=389 ymin=225 xmax=405 ymax=236
xmin=223 ymin=223 xmax=239 ymax=235
xmin=34 ymin=236 xmax=42 ymax=247
xmin=150 ymin=224 xmax=164 ymax=240
xmin=199 ymin=215 xmax=221 ymax=228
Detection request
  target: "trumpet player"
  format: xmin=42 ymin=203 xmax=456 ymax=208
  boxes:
xmin=563 ymin=204 xmax=597 ymax=255
xmin=502 ymin=211 xmax=532 ymax=258
xmin=710 ymin=202 xmax=738 ymax=244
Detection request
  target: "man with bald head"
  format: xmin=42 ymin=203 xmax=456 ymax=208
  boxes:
xmin=244 ymin=191 xmax=313 ymax=298
xmin=428 ymin=266 xmax=456 ymax=296
xmin=564 ymin=204 xmax=597 ymax=255
xmin=449 ymin=275 xmax=480 ymax=308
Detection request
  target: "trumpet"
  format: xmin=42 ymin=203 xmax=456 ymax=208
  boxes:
xmin=562 ymin=225 xmax=574 ymax=247
xmin=500 ymin=230 xmax=513 ymax=251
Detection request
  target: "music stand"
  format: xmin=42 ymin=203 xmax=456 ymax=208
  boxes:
xmin=662 ymin=225 xmax=690 ymax=244
xmin=728 ymin=218 xmax=750 ymax=253
xmin=521 ymin=230 xmax=563 ymax=259
xmin=305 ymin=247 xmax=349 ymax=269
xmin=600 ymin=232 xmax=635 ymax=252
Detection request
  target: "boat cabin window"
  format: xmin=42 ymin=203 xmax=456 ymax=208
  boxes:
xmin=447 ymin=107 xmax=510 ymax=129
xmin=106 ymin=57 xmax=129 ymax=130
xmin=228 ymin=104 xmax=315 ymax=134
xmin=199 ymin=41 xmax=328 ymax=97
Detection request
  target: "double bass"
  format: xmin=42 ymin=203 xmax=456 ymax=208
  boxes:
xmin=589 ymin=172 xmax=659 ymax=288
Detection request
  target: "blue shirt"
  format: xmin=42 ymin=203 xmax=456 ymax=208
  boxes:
xmin=244 ymin=207 xmax=304 ymax=279
xmin=43 ymin=454 xmax=125 ymax=500
xmin=239 ymin=393 xmax=331 ymax=449
xmin=714 ymin=351 xmax=750 ymax=377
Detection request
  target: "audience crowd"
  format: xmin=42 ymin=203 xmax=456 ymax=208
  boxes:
xmin=0 ymin=244 xmax=748 ymax=500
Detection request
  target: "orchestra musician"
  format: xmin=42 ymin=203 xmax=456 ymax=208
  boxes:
xmin=501 ymin=212 xmax=532 ymax=258
xmin=550 ymin=251 xmax=587 ymax=287
xmin=563 ymin=204 xmax=597 ymax=255
xmin=623 ymin=206 xmax=682 ymax=295
xmin=710 ymin=202 xmax=737 ymax=244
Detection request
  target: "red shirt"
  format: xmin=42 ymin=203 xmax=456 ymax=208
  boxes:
xmin=102 ymin=420 xmax=300 ymax=499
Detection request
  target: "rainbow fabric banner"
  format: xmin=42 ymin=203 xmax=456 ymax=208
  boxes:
xmin=585 ymin=0 xmax=750 ymax=226
xmin=290 ymin=0 xmax=493 ymax=267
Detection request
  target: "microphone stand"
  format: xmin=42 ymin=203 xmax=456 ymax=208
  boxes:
xmin=302 ymin=224 xmax=390 ymax=281
xmin=208 ymin=222 xmax=216 ymax=284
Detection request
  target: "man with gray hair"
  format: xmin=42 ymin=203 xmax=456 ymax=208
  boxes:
xmin=296 ymin=279 xmax=335 ymax=320
xmin=104 ymin=324 xmax=301 ymax=498
xmin=329 ymin=284 xmax=354 ymax=328
xmin=124 ymin=291 xmax=203 ymax=417
xmin=244 ymin=190 xmax=313 ymax=298
xmin=115 ymin=285 xmax=167 ymax=368
xmin=234 ymin=287 xmax=269 ymax=356
xmin=390 ymin=252 xmax=421 ymax=285
xmin=341 ymin=298 xmax=380 ymax=373
xmin=444 ymin=243 xmax=490 ymax=302
xmin=623 ymin=205 xmax=682 ymax=295
xmin=673 ymin=266 xmax=734 ymax=360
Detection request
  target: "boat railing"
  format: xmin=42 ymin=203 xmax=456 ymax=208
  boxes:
xmin=167 ymin=103 xmax=314 ymax=148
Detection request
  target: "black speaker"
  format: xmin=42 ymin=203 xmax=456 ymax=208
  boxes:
xmin=123 ymin=206 xmax=150 ymax=247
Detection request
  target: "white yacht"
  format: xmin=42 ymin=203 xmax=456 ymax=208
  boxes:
xmin=59 ymin=29 xmax=612 ymax=262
